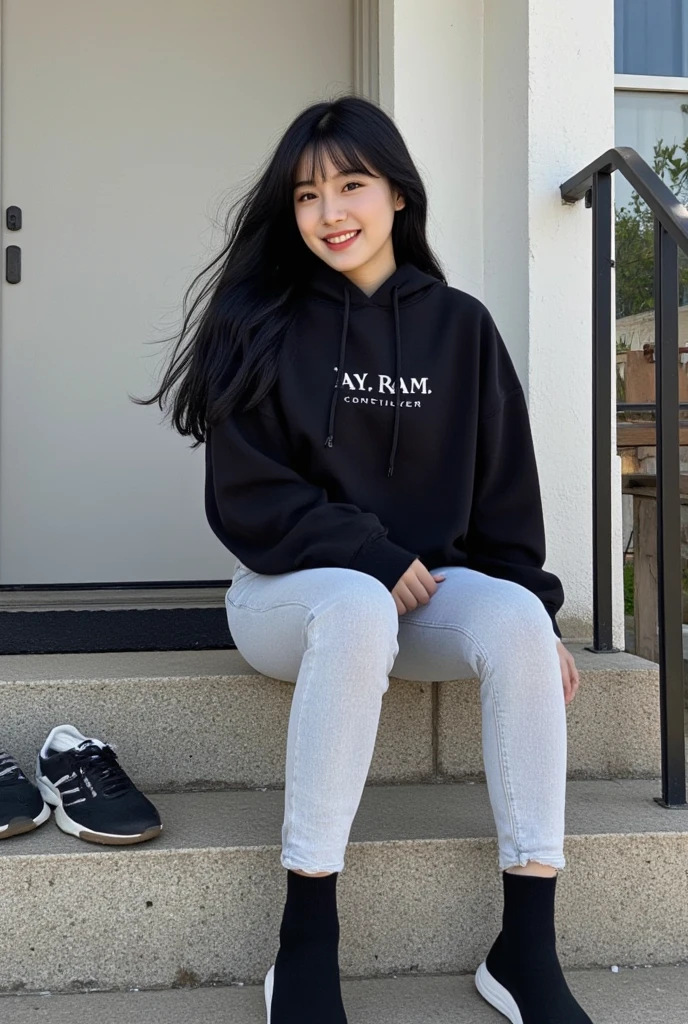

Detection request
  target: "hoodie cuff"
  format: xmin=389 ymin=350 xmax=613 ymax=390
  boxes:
xmin=350 ymin=535 xmax=418 ymax=591
xmin=545 ymin=606 xmax=563 ymax=641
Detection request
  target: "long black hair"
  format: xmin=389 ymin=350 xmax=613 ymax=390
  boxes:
xmin=133 ymin=93 xmax=447 ymax=446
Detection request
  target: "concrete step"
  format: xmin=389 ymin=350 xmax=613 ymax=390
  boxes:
xmin=0 ymin=644 xmax=661 ymax=790
xmin=2 ymin=965 xmax=687 ymax=1023
xmin=1 ymin=779 xmax=686 ymax=994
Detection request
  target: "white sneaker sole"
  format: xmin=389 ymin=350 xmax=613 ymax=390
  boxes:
xmin=37 ymin=774 xmax=161 ymax=845
xmin=264 ymin=964 xmax=275 ymax=1023
xmin=0 ymin=800 xmax=51 ymax=839
xmin=475 ymin=960 xmax=524 ymax=1024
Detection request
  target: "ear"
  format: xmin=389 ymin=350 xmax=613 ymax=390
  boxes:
xmin=395 ymin=193 xmax=406 ymax=211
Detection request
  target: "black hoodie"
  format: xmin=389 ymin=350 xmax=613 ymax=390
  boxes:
xmin=205 ymin=259 xmax=565 ymax=638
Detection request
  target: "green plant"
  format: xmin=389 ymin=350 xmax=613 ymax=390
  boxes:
xmin=616 ymin=363 xmax=627 ymax=403
xmin=623 ymin=560 xmax=634 ymax=616
xmin=616 ymin=138 xmax=688 ymax=319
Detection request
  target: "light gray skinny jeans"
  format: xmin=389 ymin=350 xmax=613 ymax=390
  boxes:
xmin=226 ymin=560 xmax=567 ymax=875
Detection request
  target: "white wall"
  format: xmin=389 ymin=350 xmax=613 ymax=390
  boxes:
xmin=381 ymin=0 xmax=621 ymax=643
xmin=380 ymin=0 xmax=484 ymax=296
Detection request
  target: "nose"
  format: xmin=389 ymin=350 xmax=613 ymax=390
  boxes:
xmin=321 ymin=199 xmax=346 ymax=225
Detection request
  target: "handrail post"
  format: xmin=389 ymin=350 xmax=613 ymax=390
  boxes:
xmin=653 ymin=221 xmax=687 ymax=808
xmin=586 ymin=170 xmax=619 ymax=653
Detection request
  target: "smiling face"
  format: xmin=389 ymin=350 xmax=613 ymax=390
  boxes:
xmin=292 ymin=145 xmax=406 ymax=294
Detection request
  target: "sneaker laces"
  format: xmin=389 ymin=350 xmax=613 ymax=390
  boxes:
xmin=0 ymin=753 xmax=24 ymax=783
xmin=71 ymin=741 xmax=133 ymax=798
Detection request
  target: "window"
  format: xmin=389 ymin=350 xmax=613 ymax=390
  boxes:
xmin=615 ymin=0 xmax=688 ymax=77
xmin=614 ymin=2 xmax=688 ymax=345
xmin=615 ymin=0 xmax=688 ymax=217
xmin=614 ymin=89 xmax=688 ymax=209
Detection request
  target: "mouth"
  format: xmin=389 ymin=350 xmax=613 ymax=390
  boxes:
xmin=323 ymin=230 xmax=361 ymax=251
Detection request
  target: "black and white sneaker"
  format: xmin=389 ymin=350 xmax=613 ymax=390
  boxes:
xmin=0 ymin=751 xmax=51 ymax=839
xmin=36 ymin=725 xmax=162 ymax=845
xmin=475 ymin=959 xmax=524 ymax=1023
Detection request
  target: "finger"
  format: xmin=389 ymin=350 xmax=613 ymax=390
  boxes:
xmin=403 ymin=573 xmax=430 ymax=602
xmin=416 ymin=564 xmax=441 ymax=594
xmin=566 ymin=652 xmax=579 ymax=680
xmin=561 ymin=663 xmax=572 ymax=704
xmin=405 ymin=575 xmax=432 ymax=605
xmin=397 ymin=581 xmax=419 ymax=612
xmin=565 ymin=658 xmax=579 ymax=698
xmin=393 ymin=593 xmax=406 ymax=615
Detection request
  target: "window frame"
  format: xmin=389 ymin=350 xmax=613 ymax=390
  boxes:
xmin=616 ymin=74 xmax=688 ymax=93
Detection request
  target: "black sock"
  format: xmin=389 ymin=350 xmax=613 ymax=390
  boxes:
xmin=270 ymin=869 xmax=347 ymax=1024
xmin=484 ymin=872 xmax=594 ymax=1024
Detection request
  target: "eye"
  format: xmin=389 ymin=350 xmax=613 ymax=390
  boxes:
xmin=296 ymin=182 xmax=363 ymax=202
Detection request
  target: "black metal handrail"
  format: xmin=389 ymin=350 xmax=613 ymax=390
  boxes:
xmin=560 ymin=147 xmax=687 ymax=809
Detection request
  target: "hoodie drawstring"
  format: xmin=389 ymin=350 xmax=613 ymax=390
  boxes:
xmin=324 ymin=284 xmax=402 ymax=478
xmin=388 ymin=285 xmax=401 ymax=478
xmin=324 ymin=286 xmax=350 ymax=450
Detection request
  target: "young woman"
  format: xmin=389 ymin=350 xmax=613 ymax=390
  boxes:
xmin=139 ymin=94 xmax=593 ymax=1024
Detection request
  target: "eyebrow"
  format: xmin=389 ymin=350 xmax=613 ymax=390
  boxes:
xmin=293 ymin=169 xmax=365 ymax=190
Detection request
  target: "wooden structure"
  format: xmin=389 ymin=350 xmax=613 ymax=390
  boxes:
xmin=617 ymin=423 xmax=688 ymax=447
xmin=621 ymin=473 xmax=688 ymax=662
xmin=621 ymin=346 xmax=688 ymax=404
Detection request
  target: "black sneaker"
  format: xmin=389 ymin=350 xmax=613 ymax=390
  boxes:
xmin=36 ymin=725 xmax=162 ymax=845
xmin=0 ymin=751 xmax=51 ymax=839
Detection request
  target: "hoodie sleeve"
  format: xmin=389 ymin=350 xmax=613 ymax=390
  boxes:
xmin=464 ymin=311 xmax=565 ymax=639
xmin=206 ymin=401 xmax=418 ymax=590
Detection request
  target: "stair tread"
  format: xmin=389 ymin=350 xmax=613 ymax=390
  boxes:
xmin=0 ymin=641 xmax=657 ymax=683
xmin=1 ymin=778 xmax=685 ymax=860
xmin=2 ymin=965 xmax=686 ymax=1022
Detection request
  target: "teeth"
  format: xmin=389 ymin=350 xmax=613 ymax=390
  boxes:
xmin=327 ymin=231 xmax=358 ymax=243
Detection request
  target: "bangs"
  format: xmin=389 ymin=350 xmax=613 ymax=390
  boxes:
xmin=296 ymin=135 xmax=380 ymax=187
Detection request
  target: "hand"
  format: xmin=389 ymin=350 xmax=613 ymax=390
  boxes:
xmin=392 ymin=559 xmax=445 ymax=615
xmin=556 ymin=639 xmax=580 ymax=705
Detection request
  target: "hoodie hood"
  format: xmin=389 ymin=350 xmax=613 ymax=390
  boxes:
xmin=304 ymin=259 xmax=442 ymax=477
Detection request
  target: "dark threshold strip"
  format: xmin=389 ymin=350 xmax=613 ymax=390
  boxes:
xmin=0 ymin=608 xmax=237 ymax=655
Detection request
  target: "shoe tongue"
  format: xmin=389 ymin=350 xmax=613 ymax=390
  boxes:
xmin=77 ymin=739 xmax=106 ymax=753
xmin=49 ymin=732 xmax=106 ymax=755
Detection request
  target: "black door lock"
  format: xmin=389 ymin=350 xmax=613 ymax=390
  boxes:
xmin=6 ymin=206 xmax=22 ymax=231
xmin=6 ymin=246 xmax=21 ymax=283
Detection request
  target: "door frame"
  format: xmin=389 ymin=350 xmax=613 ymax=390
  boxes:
xmin=354 ymin=0 xmax=380 ymax=103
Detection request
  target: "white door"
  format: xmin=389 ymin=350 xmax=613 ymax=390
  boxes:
xmin=0 ymin=0 xmax=354 ymax=585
